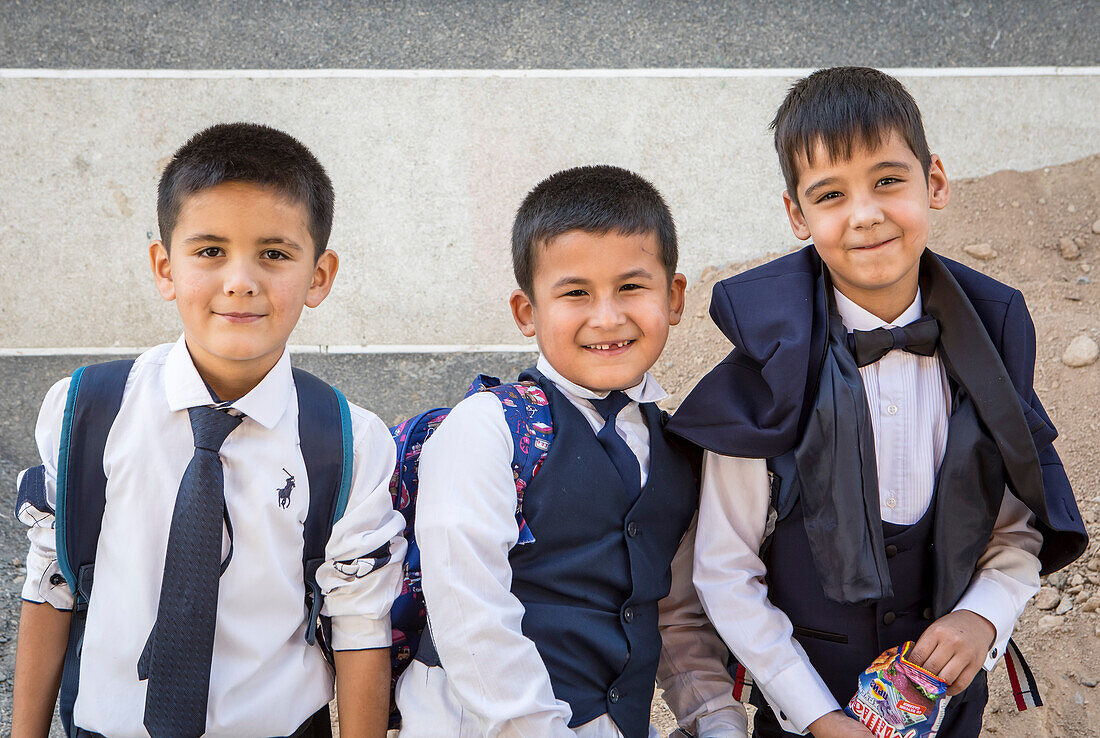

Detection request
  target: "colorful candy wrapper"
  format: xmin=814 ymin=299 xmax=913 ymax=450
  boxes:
xmin=844 ymin=641 xmax=949 ymax=738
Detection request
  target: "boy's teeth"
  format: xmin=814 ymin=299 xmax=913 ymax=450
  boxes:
xmin=590 ymin=340 xmax=631 ymax=350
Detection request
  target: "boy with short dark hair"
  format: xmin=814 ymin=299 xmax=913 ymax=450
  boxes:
xmin=395 ymin=165 xmax=745 ymax=737
xmin=669 ymin=67 xmax=1087 ymax=737
xmin=13 ymin=122 xmax=405 ymax=737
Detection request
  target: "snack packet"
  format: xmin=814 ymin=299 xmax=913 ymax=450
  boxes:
xmin=844 ymin=641 xmax=949 ymax=738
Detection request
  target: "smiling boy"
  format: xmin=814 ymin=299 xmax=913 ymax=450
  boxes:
xmin=395 ymin=165 xmax=742 ymax=737
xmin=12 ymin=123 xmax=405 ymax=737
xmin=668 ymin=67 xmax=1086 ymax=737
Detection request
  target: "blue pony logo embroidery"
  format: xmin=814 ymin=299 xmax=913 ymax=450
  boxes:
xmin=277 ymin=468 xmax=295 ymax=509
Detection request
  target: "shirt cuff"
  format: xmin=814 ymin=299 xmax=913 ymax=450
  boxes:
xmin=330 ymin=613 xmax=392 ymax=651
xmin=693 ymin=705 xmax=749 ymax=737
xmin=21 ymin=553 xmax=74 ymax=611
xmin=756 ymin=657 xmax=839 ymax=734
xmin=953 ymin=576 xmax=1018 ymax=670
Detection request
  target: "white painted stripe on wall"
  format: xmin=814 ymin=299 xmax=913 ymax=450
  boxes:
xmin=2 ymin=67 xmax=1099 ymax=79
xmin=0 ymin=345 xmax=539 ymax=357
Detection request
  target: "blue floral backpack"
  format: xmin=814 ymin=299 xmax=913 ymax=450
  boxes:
xmin=386 ymin=374 xmax=554 ymax=729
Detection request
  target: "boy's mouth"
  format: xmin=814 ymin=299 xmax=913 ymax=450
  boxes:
xmin=850 ymin=236 xmax=898 ymax=251
xmin=582 ymin=339 xmax=636 ymax=355
xmin=216 ymin=311 xmax=266 ymax=323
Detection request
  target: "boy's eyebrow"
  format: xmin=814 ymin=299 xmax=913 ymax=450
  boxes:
xmin=618 ymin=268 xmax=655 ymax=281
xmin=182 ymin=233 xmax=230 ymax=244
xmin=872 ymin=160 xmax=913 ymax=172
xmin=802 ymin=177 xmax=837 ymax=200
xmin=259 ymin=237 xmax=304 ymax=252
xmin=552 ymin=275 xmax=590 ymax=290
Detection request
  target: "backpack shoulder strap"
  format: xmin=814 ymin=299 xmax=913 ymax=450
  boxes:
xmin=52 ymin=358 xmax=134 ymax=735
xmin=293 ymin=367 xmax=353 ymax=657
xmin=55 ymin=359 xmax=135 ymax=602
xmin=466 ymin=374 xmax=553 ymax=546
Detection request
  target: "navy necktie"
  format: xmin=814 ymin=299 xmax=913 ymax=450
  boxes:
xmin=141 ymin=405 xmax=242 ymax=738
xmin=847 ymin=314 xmax=940 ymax=368
xmin=590 ymin=391 xmax=641 ymax=502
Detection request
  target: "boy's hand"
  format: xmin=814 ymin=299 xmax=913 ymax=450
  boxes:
xmin=909 ymin=609 xmax=996 ymax=696
xmin=806 ymin=710 xmax=874 ymax=737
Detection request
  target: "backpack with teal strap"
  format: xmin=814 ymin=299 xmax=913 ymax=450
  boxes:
xmin=385 ymin=374 xmax=554 ymax=729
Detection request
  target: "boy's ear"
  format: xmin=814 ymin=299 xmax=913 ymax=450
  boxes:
xmin=509 ymin=289 xmax=537 ymax=338
xmin=927 ymin=154 xmax=950 ymax=211
xmin=150 ymin=241 xmax=175 ymax=301
xmin=667 ymin=273 xmax=688 ymax=326
xmin=782 ymin=191 xmax=812 ymax=241
xmin=305 ymin=249 xmax=339 ymax=308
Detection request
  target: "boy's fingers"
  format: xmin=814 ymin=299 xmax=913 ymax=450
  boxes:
xmin=946 ymin=662 xmax=981 ymax=696
xmin=935 ymin=652 xmax=970 ymax=687
xmin=908 ymin=630 xmax=939 ymax=666
xmin=918 ymin=641 xmax=955 ymax=679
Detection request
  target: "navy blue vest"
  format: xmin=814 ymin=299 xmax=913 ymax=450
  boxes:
xmin=508 ymin=371 xmax=698 ymax=737
xmin=756 ymin=388 xmax=995 ymax=733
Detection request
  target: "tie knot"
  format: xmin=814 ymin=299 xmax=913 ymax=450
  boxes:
xmin=590 ymin=390 xmax=631 ymax=422
xmin=188 ymin=405 xmax=243 ymax=452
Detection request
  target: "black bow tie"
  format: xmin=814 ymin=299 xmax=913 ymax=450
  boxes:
xmin=847 ymin=314 xmax=940 ymax=368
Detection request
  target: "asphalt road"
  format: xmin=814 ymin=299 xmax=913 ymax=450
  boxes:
xmin=2 ymin=0 xmax=1098 ymax=69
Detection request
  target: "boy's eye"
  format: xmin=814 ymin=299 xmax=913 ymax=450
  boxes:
xmin=816 ymin=191 xmax=842 ymax=203
xmin=877 ymin=177 xmax=901 ymax=187
xmin=562 ymin=289 xmax=588 ymax=298
xmin=262 ymin=249 xmax=289 ymax=260
xmin=620 ymin=283 xmax=644 ymax=291
xmin=198 ymin=246 xmax=223 ymax=258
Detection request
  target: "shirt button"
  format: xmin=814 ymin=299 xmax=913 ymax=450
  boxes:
xmin=922 ymin=607 xmax=934 ymax=620
xmin=885 ymin=496 xmax=898 ymax=509
xmin=990 ymin=647 xmax=999 ymax=659
xmin=887 ymin=404 xmax=899 ymax=415
xmin=623 ymin=607 xmax=635 ymax=623
xmin=608 ymin=687 xmax=621 ymax=703
xmin=626 ymin=521 xmax=640 ymax=537
xmin=882 ymin=611 xmax=897 ymax=626
xmin=885 ymin=544 xmax=899 ymax=558
xmin=49 ymin=573 xmax=66 ymax=586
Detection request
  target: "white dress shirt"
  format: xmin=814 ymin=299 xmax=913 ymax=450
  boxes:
xmin=19 ymin=337 xmax=407 ymax=737
xmin=396 ymin=356 xmax=720 ymax=738
xmin=686 ymin=290 xmax=1043 ymax=734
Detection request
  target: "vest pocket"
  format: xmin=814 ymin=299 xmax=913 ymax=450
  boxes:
xmin=792 ymin=625 xmax=849 ymax=643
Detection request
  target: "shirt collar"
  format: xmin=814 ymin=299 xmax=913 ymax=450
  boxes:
xmin=164 ymin=335 xmax=293 ymax=429
xmin=834 ymin=288 xmax=924 ymax=333
xmin=535 ymin=354 xmax=668 ymax=405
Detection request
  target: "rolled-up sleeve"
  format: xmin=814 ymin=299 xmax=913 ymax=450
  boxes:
xmin=17 ymin=377 xmax=75 ymax=611
xmin=316 ymin=407 xmax=407 ymax=651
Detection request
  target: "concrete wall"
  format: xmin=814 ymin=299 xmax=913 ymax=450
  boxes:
xmin=2 ymin=69 xmax=1098 ymax=350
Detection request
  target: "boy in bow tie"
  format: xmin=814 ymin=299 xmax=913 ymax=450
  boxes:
xmin=665 ymin=67 xmax=1087 ymax=737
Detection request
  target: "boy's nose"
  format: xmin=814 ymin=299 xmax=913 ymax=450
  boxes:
xmin=590 ymin=296 xmax=627 ymax=328
xmin=849 ymin=194 xmax=885 ymax=230
xmin=223 ymin=261 xmax=259 ymax=296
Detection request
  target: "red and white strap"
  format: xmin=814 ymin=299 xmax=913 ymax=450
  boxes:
xmin=731 ymin=661 xmax=756 ymax=703
xmin=1004 ymin=638 xmax=1042 ymax=711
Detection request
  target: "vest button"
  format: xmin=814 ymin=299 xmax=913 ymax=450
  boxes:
xmin=623 ymin=607 xmax=635 ymax=623
xmin=627 ymin=521 xmax=640 ymax=537
xmin=922 ymin=607 xmax=934 ymax=620
xmin=882 ymin=611 xmax=897 ymax=626
xmin=49 ymin=573 xmax=66 ymax=586
xmin=885 ymin=544 xmax=898 ymax=558
xmin=608 ymin=687 xmax=621 ymax=703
